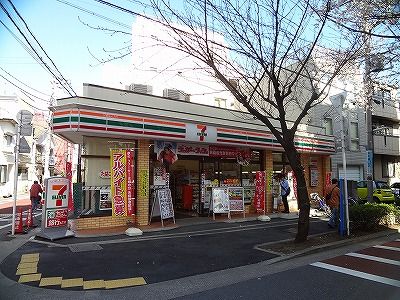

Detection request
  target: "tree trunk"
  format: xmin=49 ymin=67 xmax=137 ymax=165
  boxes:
xmin=285 ymin=143 xmax=310 ymax=243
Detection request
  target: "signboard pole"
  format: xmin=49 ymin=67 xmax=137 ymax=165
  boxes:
xmin=11 ymin=119 xmax=21 ymax=235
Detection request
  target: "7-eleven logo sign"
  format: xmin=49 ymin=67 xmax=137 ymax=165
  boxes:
xmin=46 ymin=177 xmax=69 ymax=209
xmin=186 ymin=123 xmax=217 ymax=143
xmin=197 ymin=125 xmax=207 ymax=141
xmin=52 ymin=184 xmax=68 ymax=207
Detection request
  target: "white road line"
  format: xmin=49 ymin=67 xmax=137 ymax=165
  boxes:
xmin=346 ymin=252 xmax=400 ymax=266
xmin=0 ymin=223 xmax=11 ymax=229
xmin=311 ymin=262 xmax=400 ymax=288
xmin=374 ymin=245 xmax=400 ymax=252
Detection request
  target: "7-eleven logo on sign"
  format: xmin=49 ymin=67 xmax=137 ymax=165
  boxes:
xmin=46 ymin=177 xmax=69 ymax=209
xmin=52 ymin=184 xmax=68 ymax=207
xmin=197 ymin=125 xmax=207 ymax=141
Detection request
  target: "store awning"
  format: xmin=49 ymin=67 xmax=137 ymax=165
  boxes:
xmin=51 ymin=84 xmax=335 ymax=155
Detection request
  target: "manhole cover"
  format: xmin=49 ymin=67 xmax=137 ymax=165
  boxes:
xmin=68 ymin=243 xmax=103 ymax=252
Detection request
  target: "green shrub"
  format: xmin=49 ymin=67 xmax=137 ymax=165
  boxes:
xmin=349 ymin=203 xmax=400 ymax=231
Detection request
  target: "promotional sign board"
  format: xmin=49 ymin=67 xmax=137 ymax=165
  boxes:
xmin=37 ymin=176 xmax=74 ymax=241
xmin=110 ymin=149 xmax=135 ymax=217
xmin=254 ymin=171 xmax=266 ymax=212
xmin=65 ymin=161 xmax=74 ymax=212
xmin=228 ymin=187 xmax=245 ymax=217
xmin=212 ymin=187 xmax=229 ymax=214
xmin=149 ymin=188 xmax=175 ymax=227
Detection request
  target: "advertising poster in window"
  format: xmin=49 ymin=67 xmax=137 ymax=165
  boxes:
xmin=99 ymin=189 xmax=112 ymax=210
xmin=254 ymin=171 xmax=266 ymax=212
xmin=155 ymin=141 xmax=178 ymax=171
xmin=212 ymin=187 xmax=229 ymax=213
xmin=310 ymin=168 xmax=319 ymax=187
xmin=110 ymin=149 xmax=134 ymax=217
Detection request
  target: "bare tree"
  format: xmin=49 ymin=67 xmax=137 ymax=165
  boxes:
xmin=139 ymin=0 xmax=365 ymax=242
xmin=329 ymin=0 xmax=400 ymax=85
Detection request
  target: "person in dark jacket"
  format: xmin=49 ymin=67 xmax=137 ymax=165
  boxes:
xmin=279 ymin=174 xmax=290 ymax=213
xmin=324 ymin=178 xmax=340 ymax=228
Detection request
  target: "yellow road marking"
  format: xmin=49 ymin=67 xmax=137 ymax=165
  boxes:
xmin=18 ymin=273 xmax=41 ymax=283
xmin=16 ymin=267 xmax=38 ymax=275
xmin=105 ymin=277 xmax=147 ymax=289
xmin=18 ymin=262 xmax=38 ymax=269
xmin=39 ymin=277 xmax=63 ymax=287
xmin=20 ymin=256 xmax=39 ymax=263
xmin=83 ymin=279 xmax=105 ymax=290
xmin=21 ymin=253 xmax=39 ymax=259
xmin=61 ymin=278 xmax=84 ymax=288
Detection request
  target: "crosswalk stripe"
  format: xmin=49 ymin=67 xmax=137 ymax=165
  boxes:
xmin=374 ymin=245 xmax=400 ymax=252
xmin=311 ymin=262 xmax=400 ymax=287
xmin=346 ymin=252 xmax=400 ymax=266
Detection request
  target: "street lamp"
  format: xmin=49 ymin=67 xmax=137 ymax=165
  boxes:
xmin=330 ymin=92 xmax=350 ymax=236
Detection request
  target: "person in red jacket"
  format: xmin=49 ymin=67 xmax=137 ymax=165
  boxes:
xmin=324 ymin=178 xmax=340 ymax=228
xmin=30 ymin=180 xmax=43 ymax=211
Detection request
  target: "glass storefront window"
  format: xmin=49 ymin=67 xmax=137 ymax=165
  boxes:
xmin=203 ymin=161 xmax=218 ymax=186
xmin=220 ymin=161 xmax=240 ymax=186
xmin=241 ymin=163 xmax=259 ymax=186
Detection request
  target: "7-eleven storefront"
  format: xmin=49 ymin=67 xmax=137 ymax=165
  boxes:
xmin=52 ymin=84 xmax=334 ymax=230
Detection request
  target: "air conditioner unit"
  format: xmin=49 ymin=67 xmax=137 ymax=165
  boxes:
xmin=125 ymin=84 xmax=153 ymax=95
xmin=163 ymin=89 xmax=190 ymax=102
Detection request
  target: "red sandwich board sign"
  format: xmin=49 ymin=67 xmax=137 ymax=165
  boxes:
xmin=37 ymin=176 xmax=74 ymax=241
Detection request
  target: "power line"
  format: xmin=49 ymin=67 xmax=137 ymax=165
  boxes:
xmin=0 ymin=74 xmax=49 ymax=111
xmin=0 ymin=66 xmax=51 ymax=97
xmin=0 ymin=2 xmax=76 ymax=97
xmin=6 ymin=0 xmax=77 ymax=97
xmin=56 ymin=0 xmax=131 ymax=30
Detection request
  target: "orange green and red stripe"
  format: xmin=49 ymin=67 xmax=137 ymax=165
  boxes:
xmin=53 ymin=108 xmax=335 ymax=153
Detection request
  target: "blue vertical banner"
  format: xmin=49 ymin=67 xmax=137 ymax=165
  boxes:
xmin=367 ymin=150 xmax=373 ymax=177
xmin=339 ymin=179 xmax=347 ymax=236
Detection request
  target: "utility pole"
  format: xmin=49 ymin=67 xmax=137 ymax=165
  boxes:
xmin=363 ymin=8 xmax=374 ymax=202
xmin=331 ymin=92 xmax=350 ymax=236
xmin=11 ymin=118 xmax=21 ymax=236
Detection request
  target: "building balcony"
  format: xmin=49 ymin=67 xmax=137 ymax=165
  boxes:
xmin=373 ymin=134 xmax=400 ymax=156
xmin=372 ymin=97 xmax=400 ymax=121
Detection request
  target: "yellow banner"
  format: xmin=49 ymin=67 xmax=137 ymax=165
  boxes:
xmin=139 ymin=170 xmax=149 ymax=198
xmin=110 ymin=149 xmax=127 ymax=217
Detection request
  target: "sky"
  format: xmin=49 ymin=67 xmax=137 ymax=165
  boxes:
xmin=0 ymin=0 xmax=144 ymax=111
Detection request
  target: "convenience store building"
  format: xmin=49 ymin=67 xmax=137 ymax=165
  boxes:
xmin=52 ymin=84 xmax=334 ymax=230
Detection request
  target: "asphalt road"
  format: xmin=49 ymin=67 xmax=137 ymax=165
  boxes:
xmin=1 ymin=218 xmax=331 ymax=290
xmin=177 ymin=240 xmax=400 ymax=300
